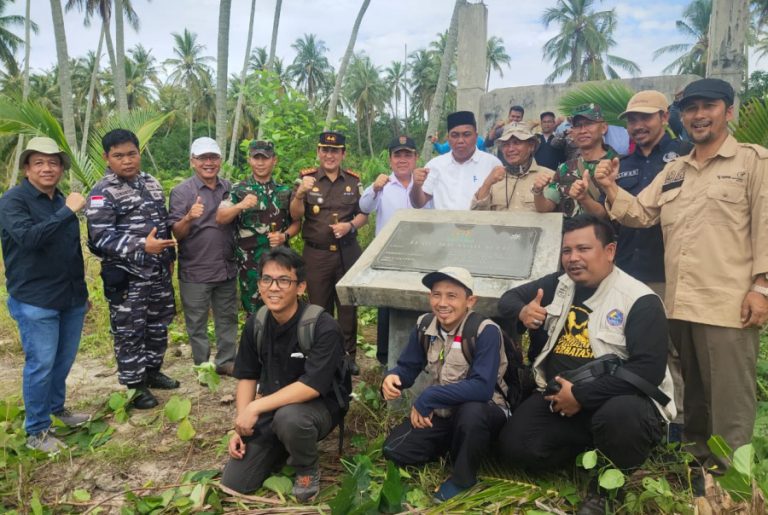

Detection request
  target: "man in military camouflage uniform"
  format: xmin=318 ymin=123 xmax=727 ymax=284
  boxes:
xmin=216 ymin=140 xmax=300 ymax=313
xmin=533 ymin=104 xmax=618 ymax=218
xmin=289 ymin=132 xmax=368 ymax=375
xmin=86 ymin=129 xmax=179 ymax=410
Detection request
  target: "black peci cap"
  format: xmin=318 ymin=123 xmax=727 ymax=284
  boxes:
xmin=678 ymin=78 xmax=735 ymax=108
xmin=446 ymin=111 xmax=477 ymax=131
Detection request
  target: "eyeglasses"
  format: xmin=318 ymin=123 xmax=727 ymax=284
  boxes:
xmin=193 ymin=155 xmax=221 ymax=162
xmin=258 ymin=275 xmax=299 ymax=289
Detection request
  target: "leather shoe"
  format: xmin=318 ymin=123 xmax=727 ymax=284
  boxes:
xmin=146 ymin=370 xmax=180 ymax=389
xmin=130 ymin=387 xmax=158 ymax=410
xmin=215 ymin=362 xmax=235 ymax=376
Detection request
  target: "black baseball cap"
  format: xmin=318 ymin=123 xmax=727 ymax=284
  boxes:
xmin=249 ymin=140 xmax=275 ymax=157
xmin=679 ymin=78 xmax=734 ymax=108
xmin=388 ymin=135 xmax=417 ymax=153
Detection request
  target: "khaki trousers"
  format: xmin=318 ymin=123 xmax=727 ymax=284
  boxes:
xmin=668 ymin=320 xmax=759 ymax=469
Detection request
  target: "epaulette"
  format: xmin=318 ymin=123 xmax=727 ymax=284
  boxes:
xmin=345 ymin=169 xmax=360 ymax=179
xmin=300 ymin=168 xmax=317 ymax=176
xmin=740 ymin=143 xmax=768 ymax=159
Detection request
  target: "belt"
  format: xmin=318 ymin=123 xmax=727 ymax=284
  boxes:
xmin=304 ymin=239 xmax=355 ymax=252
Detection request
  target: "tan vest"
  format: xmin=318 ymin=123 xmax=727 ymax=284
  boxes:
xmin=419 ymin=311 xmax=508 ymax=417
xmin=532 ymin=267 xmax=677 ymax=421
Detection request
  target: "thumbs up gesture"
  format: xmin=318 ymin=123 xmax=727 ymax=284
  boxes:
xmin=593 ymin=157 xmax=620 ymax=202
xmin=567 ymin=171 xmax=590 ymax=202
xmin=186 ymin=196 xmax=204 ymax=220
xmin=519 ymin=288 xmax=548 ymax=330
xmin=144 ymin=226 xmax=176 ymax=254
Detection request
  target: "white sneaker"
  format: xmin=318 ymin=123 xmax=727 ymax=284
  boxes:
xmin=53 ymin=408 xmax=90 ymax=427
xmin=26 ymin=430 xmax=67 ymax=454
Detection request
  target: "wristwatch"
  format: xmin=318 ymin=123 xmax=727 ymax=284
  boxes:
xmin=751 ymin=284 xmax=768 ymax=297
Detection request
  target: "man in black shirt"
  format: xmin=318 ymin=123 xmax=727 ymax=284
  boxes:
xmin=221 ymin=247 xmax=345 ymax=502
xmin=0 ymin=137 xmax=90 ymax=454
xmin=496 ymin=215 xmax=675 ymax=512
xmin=534 ymin=111 xmax=566 ymax=170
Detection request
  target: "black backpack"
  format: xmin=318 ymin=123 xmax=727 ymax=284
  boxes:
xmin=417 ymin=311 xmax=529 ymax=411
xmin=252 ymin=304 xmax=352 ymax=452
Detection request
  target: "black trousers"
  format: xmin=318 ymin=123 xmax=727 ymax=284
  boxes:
xmin=498 ymin=392 xmax=664 ymax=471
xmin=383 ymin=401 xmax=506 ymax=487
xmin=221 ymin=399 xmax=333 ymax=493
xmin=376 ymin=307 xmax=390 ymax=365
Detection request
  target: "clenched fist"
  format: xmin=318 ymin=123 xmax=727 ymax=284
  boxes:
xmin=65 ymin=192 xmax=86 ymax=213
xmin=297 ymin=176 xmax=317 ymax=196
xmin=238 ymin=194 xmax=259 ymax=210
xmin=372 ymin=174 xmax=390 ymax=193
xmin=412 ymin=168 xmax=429 ymax=187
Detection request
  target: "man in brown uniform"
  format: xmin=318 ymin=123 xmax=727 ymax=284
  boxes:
xmin=595 ymin=78 xmax=768 ymax=484
xmin=471 ymin=123 xmax=556 ymax=211
xmin=289 ymin=132 xmax=368 ymax=375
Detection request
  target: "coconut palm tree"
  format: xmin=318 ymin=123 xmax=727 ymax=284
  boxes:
xmin=164 ymin=28 xmax=214 ymax=147
xmin=129 ymin=43 xmax=160 ymax=89
xmin=384 ymin=60 xmax=406 ymax=131
xmin=287 ymin=33 xmax=332 ymax=104
xmin=325 ymin=0 xmax=371 ymax=129
xmin=0 ymin=0 xmax=33 ymax=76
xmin=215 ymin=0 xmax=231 ymax=154
xmin=421 ymin=0 xmax=463 ymax=161
xmin=343 ymin=53 xmax=387 ymax=156
xmin=267 ymin=0 xmax=282 ymax=71
xmin=653 ymin=0 xmax=711 ymax=76
xmin=541 ymin=0 xmax=640 ymax=83
xmin=49 ymin=0 xmax=78 ymax=154
xmin=228 ymin=0 xmax=256 ymax=164
xmin=486 ymin=36 xmax=511 ymax=92
xmin=9 ymin=0 xmax=37 ymax=187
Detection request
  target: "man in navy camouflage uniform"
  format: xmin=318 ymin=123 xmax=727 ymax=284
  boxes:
xmin=86 ymin=129 xmax=179 ymax=409
xmin=216 ymin=140 xmax=299 ymax=313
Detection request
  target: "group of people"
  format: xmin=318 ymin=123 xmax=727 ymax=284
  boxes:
xmin=1 ymin=76 xmax=766 ymax=513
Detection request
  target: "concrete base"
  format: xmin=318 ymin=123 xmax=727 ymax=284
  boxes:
xmin=387 ymin=308 xmax=430 ymax=407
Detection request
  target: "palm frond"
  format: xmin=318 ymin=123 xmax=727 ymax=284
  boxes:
xmin=557 ymin=81 xmax=636 ymax=126
xmin=426 ymin=476 xmax=562 ymax=513
xmin=731 ymin=98 xmax=768 ymax=146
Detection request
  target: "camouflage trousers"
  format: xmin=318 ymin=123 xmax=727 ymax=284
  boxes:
xmin=108 ymin=266 xmax=176 ymax=386
xmin=237 ymin=244 xmax=271 ymax=314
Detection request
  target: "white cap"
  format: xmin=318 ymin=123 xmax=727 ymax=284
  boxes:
xmin=422 ymin=266 xmax=474 ymax=293
xmin=190 ymin=137 xmax=221 ymax=157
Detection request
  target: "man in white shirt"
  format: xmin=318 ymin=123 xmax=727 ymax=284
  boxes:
xmin=410 ymin=111 xmax=501 ymax=210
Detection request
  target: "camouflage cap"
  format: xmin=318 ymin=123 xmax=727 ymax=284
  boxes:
xmin=249 ymin=140 xmax=275 ymax=157
xmin=570 ymin=103 xmax=604 ymax=122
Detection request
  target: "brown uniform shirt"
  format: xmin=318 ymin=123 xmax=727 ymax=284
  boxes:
xmin=294 ymin=167 xmax=362 ymax=246
xmin=608 ymin=135 xmax=768 ymax=328
xmin=470 ymin=159 xmax=556 ymax=211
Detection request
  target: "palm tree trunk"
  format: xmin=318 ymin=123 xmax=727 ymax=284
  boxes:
xmin=403 ymin=43 xmax=408 ymax=133
xmin=104 ymin=18 xmax=117 ymax=82
xmin=215 ymin=0 xmax=232 ymax=156
xmin=267 ymin=0 xmax=282 ymax=70
xmin=228 ymin=0 xmax=257 ymax=165
xmin=114 ymin=0 xmax=129 ymax=116
xmin=486 ymin=68 xmax=490 ymax=92
xmin=10 ymin=0 xmax=32 ymax=187
xmin=355 ymin=117 xmax=362 ymax=155
xmin=188 ymin=94 xmax=194 ymax=149
xmin=324 ymin=0 xmax=371 ymax=129
xmin=49 ymin=0 xmax=78 ymax=155
xmin=80 ymin=25 xmax=105 ymax=152
xmin=366 ymin=110 xmax=374 ymax=156
xmin=421 ymin=0 xmax=463 ymax=162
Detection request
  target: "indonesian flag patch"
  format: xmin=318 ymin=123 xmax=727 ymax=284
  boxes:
xmin=90 ymin=195 xmax=105 ymax=208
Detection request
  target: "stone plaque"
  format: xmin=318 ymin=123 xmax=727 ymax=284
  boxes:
xmin=372 ymin=221 xmax=541 ymax=279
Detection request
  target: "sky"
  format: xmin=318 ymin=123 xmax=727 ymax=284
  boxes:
xmin=5 ymin=0 xmax=766 ymax=90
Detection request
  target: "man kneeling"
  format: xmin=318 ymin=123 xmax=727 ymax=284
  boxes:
xmin=381 ymin=267 xmax=508 ymax=502
xmin=497 ymin=214 xmax=676 ymax=512
xmin=221 ymin=247 xmax=346 ymax=502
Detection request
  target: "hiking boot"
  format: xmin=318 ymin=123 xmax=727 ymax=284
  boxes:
xmin=146 ymin=370 xmax=180 ymax=389
xmin=52 ymin=408 xmax=90 ymax=427
xmin=130 ymin=386 xmax=159 ymax=410
xmin=577 ymin=492 xmax=608 ymax=515
xmin=292 ymin=468 xmax=320 ymax=503
xmin=349 ymin=361 xmax=360 ymax=376
xmin=434 ymin=478 xmax=474 ymax=503
xmin=27 ymin=430 xmax=67 ymax=454
xmin=215 ymin=362 xmax=235 ymax=377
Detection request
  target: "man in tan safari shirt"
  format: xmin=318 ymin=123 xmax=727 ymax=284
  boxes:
xmin=595 ymin=78 xmax=768 ymax=482
xmin=471 ymin=123 xmax=556 ymax=211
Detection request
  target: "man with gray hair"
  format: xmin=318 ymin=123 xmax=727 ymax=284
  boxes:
xmin=168 ymin=137 xmax=238 ymax=376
